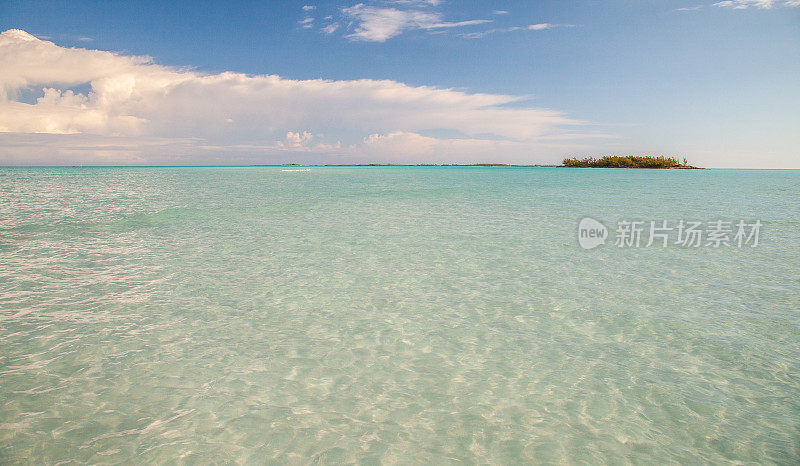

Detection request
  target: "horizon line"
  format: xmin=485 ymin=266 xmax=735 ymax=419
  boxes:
xmin=1 ymin=165 xmax=798 ymax=169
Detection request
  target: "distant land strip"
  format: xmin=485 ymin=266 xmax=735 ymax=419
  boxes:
xmin=250 ymin=157 xmax=701 ymax=169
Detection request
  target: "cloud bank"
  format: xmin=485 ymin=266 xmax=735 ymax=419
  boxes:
xmin=0 ymin=29 xmax=605 ymax=165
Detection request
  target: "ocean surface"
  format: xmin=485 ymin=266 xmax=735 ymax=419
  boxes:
xmin=0 ymin=166 xmax=798 ymax=464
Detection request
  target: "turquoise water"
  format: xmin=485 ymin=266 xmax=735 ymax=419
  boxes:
xmin=0 ymin=167 xmax=798 ymax=464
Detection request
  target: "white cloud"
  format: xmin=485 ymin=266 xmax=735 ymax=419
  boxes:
xmin=492 ymin=10 xmax=509 ymax=15
xmin=705 ymin=0 xmax=798 ymax=8
xmin=276 ymin=131 xmax=342 ymax=151
xmin=299 ymin=17 xmax=315 ymax=29
xmin=528 ymin=23 xmax=574 ymax=31
xmin=285 ymin=130 xmax=313 ymax=147
xmin=302 ymin=5 xmax=316 ymax=11
xmin=341 ymin=4 xmax=490 ymax=42
xmin=460 ymin=23 xmax=573 ymax=39
xmin=390 ymin=0 xmax=441 ymax=6
xmin=321 ymin=23 xmax=340 ymax=34
xmin=0 ymin=29 xmax=607 ymax=165
xmin=713 ymin=0 xmax=774 ymax=8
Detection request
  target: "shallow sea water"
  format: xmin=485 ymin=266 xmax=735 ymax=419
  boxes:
xmin=0 ymin=167 xmax=798 ymax=463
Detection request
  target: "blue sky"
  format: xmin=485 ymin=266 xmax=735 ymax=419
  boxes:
xmin=1 ymin=0 xmax=798 ymax=166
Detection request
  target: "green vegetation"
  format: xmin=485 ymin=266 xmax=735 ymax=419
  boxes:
xmin=562 ymin=155 xmax=698 ymax=169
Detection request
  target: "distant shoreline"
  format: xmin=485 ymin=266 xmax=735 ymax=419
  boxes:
xmin=0 ymin=164 xmax=725 ymax=169
xmin=249 ymin=163 xmax=704 ymax=169
xmin=251 ymin=163 xmax=560 ymax=167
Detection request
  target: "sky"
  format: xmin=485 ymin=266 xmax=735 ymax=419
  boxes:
xmin=0 ymin=0 xmax=798 ymax=167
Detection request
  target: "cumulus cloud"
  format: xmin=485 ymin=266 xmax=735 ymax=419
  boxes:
xmin=276 ymin=131 xmax=342 ymax=151
xmin=0 ymin=29 xmax=607 ymax=165
xmin=341 ymin=4 xmax=490 ymax=42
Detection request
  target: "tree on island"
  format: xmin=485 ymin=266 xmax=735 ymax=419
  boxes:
xmin=562 ymin=155 xmax=698 ymax=169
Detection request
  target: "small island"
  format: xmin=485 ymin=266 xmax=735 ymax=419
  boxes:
xmin=562 ymin=155 xmax=700 ymax=169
